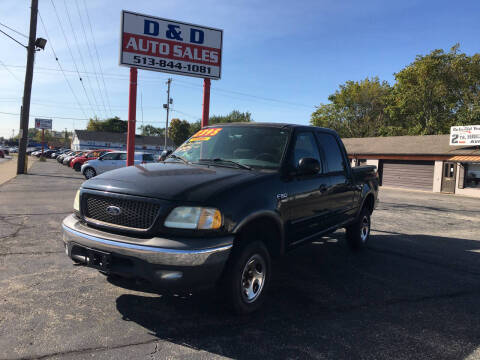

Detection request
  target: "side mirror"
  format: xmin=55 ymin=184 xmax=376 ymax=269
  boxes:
xmin=297 ymin=157 xmax=320 ymax=176
xmin=159 ymin=150 xmax=172 ymax=161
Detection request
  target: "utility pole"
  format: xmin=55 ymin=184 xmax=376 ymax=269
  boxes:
xmin=164 ymin=78 xmax=172 ymax=150
xmin=17 ymin=0 xmax=38 ymax=174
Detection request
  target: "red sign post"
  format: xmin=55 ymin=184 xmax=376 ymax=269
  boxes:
xmin=202 ymin=78 xmax=211 ymax=127
xmin=126 ymin=67 xmax=138 ymax=166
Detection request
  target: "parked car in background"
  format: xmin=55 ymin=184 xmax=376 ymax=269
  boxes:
xmin=0 ymin=147 xmax=10 ymax=156
xmin=9 ymin=147 xmax=18 ymax=153
xmin=81 ymin=151 xmax=155 ymax=179
xmin=34 ymin=149 xmax=56 ymax=158
xmin=70 ymin=149 xmax=112 ymax=171
xmin=0 ymin=149 xmax=4 ymax=158
xmin=63 ymin=151 xmax=84 ymax=166
xmin=57 ymin=151 xmax=74 ymax=163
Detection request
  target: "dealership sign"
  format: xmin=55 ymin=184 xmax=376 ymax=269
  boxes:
xmin=450 ymin=125 xmax=480 ymax=146
xmin=120 ymin=10 xmax=223 ymax=79
xmin=34 ymin=118 xmax=52 ymax=130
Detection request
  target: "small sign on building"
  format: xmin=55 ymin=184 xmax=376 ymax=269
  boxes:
xmin=119 ymin=10 xmax=223 ymax=79
xmin=34 ymin=118 xmax=52 ymax=130
xmin=450 ymin=125 xmax=480 ymax=146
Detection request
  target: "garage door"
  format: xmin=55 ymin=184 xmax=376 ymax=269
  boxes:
xmin=381 ymin=160 xmax=434 ymax=191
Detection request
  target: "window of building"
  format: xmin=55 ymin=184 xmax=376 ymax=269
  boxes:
xmin=465 ymin=163 xmax=480 ymax=188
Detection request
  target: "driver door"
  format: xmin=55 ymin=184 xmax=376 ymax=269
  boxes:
xmin=285 ymin=131 xmax=330 ymax=245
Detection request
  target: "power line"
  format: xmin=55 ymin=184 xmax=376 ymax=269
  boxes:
xmin=60 ymin=0 xmax=101 ymax=118
xmin=50 ymin=0 xmax=97 ymax=119
xmin=0 ymin=21 xmax=28 ymax=38
xmin=0 ymin=59 xmax=22 ymax=82
xmin=0 ymin=28 xmax=26 ymax=48
xmin=71 ymin=0 xmax=108 ymax=118
xmin=82 ymin=0 xmax=112 ymax=114
xmin=38 ymin=10 xmax=89 ymax=120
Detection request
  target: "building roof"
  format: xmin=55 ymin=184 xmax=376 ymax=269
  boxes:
xmin=343 ymin=134 xmax=480 ymax=156
xmin=73 ymin=130 xmax=175 ymax=147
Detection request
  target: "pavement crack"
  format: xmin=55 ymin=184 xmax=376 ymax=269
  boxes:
xmin=0 ymin=251 xmax=63 ymax=257
xmin=6 ymin=337 xmax=159 ymax=360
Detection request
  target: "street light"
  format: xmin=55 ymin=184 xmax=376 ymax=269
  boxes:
xmin=34 ymin=37 xmax=47 ymax=50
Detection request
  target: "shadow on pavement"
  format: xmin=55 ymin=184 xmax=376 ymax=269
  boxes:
xmin=113 ymin=233 xmax=480 ymax=359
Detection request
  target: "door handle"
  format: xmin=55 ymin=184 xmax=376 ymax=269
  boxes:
xmin=319 ymin=184 xmax=327 ymax=193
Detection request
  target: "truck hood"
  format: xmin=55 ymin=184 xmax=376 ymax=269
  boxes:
xmin=81 ymin=162 xmax=266 ymax=202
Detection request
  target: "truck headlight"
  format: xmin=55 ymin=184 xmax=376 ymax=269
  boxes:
xmin=73 ymin=190 xmax=80 ymax=212
xmin=164 ymin=207 xmax=222 ymax=230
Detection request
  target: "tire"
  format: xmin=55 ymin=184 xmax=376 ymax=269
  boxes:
xmin=73 ymin=162 xmax=81 ymax=172
xmin=83 ymin=167 xmax=96 ymax=179
xmin=345 ymin=207 xmax=371 ymax=251
xmin=223 ymin=241 xmax=271 ymax=314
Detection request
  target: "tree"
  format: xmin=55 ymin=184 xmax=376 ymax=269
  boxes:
xmin=387 ymin=44 xmax=480 ymax=135
xmin=168 ymin=118 xmax=192 ymax=146
xmin=86 ymin=116 xmax=127 ymax=133
xmin=209 ymin=110 xmax=253 ymax=124
xmin=139 ymin=124 xmax=164 ymax=137
xmin=188 ymin=121 xmax=201 ymax=137
xmin=311 ymin=78 xmax=393 ymax=138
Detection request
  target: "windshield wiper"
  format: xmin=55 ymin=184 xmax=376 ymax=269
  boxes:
xmin=167 ymin=154 xmax=189 ymax=164
xmin=198 ymin=158 xmax=252 ymax=170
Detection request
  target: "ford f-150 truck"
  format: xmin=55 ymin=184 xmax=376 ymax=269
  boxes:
xmin=62 ymin=123 xmax=378 ymax=313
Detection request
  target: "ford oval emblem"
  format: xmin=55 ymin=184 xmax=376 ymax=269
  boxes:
xmin=106 ymin=206 xmax=122 ymax=216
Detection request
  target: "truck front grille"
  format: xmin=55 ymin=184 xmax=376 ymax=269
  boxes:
xmin=84 ymin=194 xmax=160 ymax=231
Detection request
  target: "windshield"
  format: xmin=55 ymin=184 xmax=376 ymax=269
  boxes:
xmin=169 ymin=126 xmax=290 ymax=169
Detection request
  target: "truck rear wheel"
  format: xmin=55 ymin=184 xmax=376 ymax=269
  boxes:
xmin=345 ymin=207 xmax=371 ymax=251
xmin=223 ymin=241 xmax=271 ymax=314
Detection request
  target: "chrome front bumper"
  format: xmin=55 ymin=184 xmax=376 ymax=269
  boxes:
xmin=62 ymin=214 xmax=233 ymax=267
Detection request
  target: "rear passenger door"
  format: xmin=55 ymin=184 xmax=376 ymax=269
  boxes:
xmin=315 ymin=132 xmax=356 ymax=227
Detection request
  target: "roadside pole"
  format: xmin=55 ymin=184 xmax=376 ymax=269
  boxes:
xmin=126 ymin=67 xmax=137 ymax=166
xmin=164 ymin=78 xmax=172 ymax=150
xmin=201 ymin=78 xmax=211 ymax=128
xmin=17 ymin=0 xmax=38 ymax=174
xmin=41 ymin=128 xmax=44 ymax=156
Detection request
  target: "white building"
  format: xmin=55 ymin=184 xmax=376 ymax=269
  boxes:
xmin=71 ymin=130 xmax=175 ymax=155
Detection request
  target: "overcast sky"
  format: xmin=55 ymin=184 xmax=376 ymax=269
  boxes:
xmin=0 ymin=0 xmax=479 ymax=138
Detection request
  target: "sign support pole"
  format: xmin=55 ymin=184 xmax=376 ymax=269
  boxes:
xmin=126 ymin=67 xmax=137 ymax=166
xmin=41 ymin=128 xmax=44 ymax=156
xmin=201 ymin=78 xmax=211 ymax=128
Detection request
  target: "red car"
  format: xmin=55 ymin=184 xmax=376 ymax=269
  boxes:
xmin=0 ymin=150 xmax=4 ymax=158
xmin=70 ymin=149 xmax=112 ymax=171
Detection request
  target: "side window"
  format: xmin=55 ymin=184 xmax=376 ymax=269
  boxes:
xmin=292 ymin=132 xmax=322 ymax=168
xmin=316 ymin=132 xmax=345 ymax=173
xmin=100 ymin=153 xmax=117 ymax=160
xmin=118 ymin=153 xmax=127 ymax=161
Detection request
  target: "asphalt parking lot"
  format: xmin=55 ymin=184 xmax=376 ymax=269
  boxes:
xmin=1 ymin=160 xmax=480 ymax=360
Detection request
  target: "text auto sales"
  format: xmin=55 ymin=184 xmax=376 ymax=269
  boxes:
xmin=123 ymin=21 xmax=220 ymax=74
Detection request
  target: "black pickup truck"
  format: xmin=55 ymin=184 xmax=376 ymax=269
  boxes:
xmin=62 ymin=123 xmax=378 ymax=313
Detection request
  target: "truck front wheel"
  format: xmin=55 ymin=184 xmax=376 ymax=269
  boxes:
xmin=345 ymin=207 xmax=371 ymax=251
xmin=223 ymin=241 xmax=271 ymax=314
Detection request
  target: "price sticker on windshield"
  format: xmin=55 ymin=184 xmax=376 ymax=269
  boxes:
xmin=190 ymin=127 xmax=222 ymax=142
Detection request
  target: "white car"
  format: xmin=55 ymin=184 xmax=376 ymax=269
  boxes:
xmin=80 ymin=151 xmax=156 ymax=179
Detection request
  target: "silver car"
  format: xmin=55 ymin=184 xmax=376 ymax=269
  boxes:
xmin=80 ymin=151 xmax=155 ymax=179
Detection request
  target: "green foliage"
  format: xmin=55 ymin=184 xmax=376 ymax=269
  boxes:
xmin=168 ymin=118 xmax=192 ymax=146
xmin=311 ymin=78 xmax=392 ymax=138
xmin=139 ymin=124 xmax=164 ymax=137
xmin=209 ymin=110 xmax=253 ymax=124
xmin=86 ymin=116 xmax=127 ymax=133
xmin=188 ymin=121 xmax=201 ymax=137
xmin=311 ymin=45 xmax=480 ymax=137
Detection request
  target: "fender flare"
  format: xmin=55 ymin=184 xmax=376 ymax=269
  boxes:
xmin=233 ymin=210 xmax=286 ymax=256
